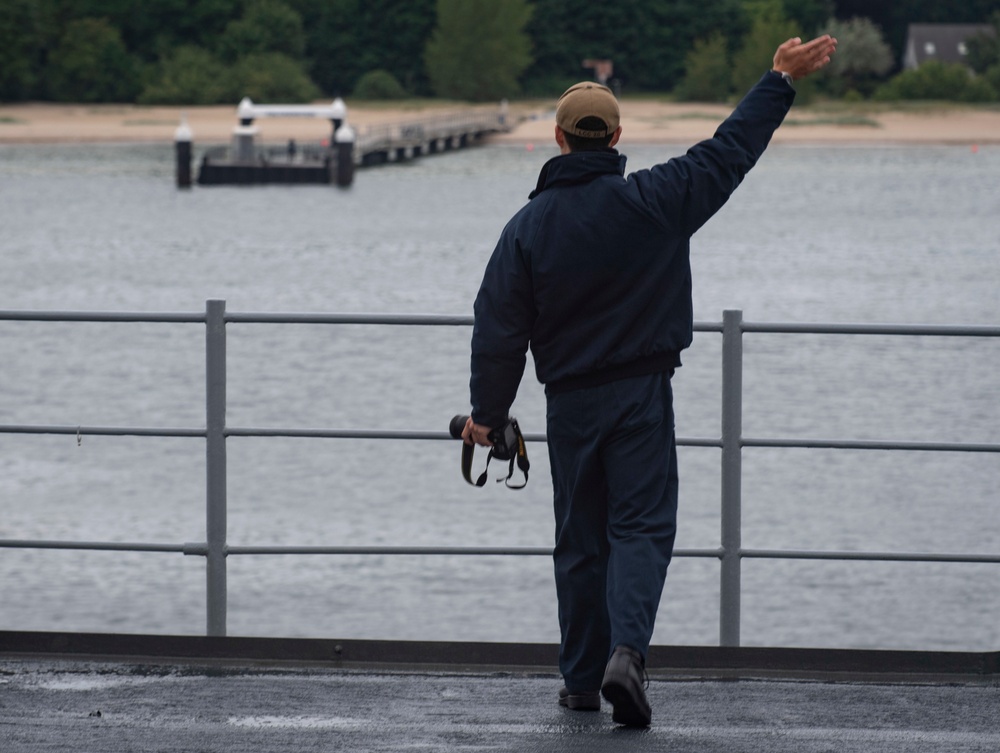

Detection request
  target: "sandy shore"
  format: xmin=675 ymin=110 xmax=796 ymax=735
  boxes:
xmin=2 ymin=99 xmax=998 ymax=146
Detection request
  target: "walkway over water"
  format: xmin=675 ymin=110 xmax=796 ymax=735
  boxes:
xmin=2 ymin=632 xmax=998 ymax=753
xmin=191 ymin=104 xmax=512 ymax=186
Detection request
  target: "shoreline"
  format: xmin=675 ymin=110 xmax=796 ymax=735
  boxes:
xmin=2 ymin=100 xmax=999 ymax=147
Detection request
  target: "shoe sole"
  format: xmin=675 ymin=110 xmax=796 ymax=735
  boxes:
xmin=559 ymin=693 xmax=601 ymax=711
xmin=601 ymin=681 xmax=651 ymax=727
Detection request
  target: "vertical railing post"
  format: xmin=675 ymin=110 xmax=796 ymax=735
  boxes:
xmin=205 ymin=299 xmax=228 ymax=636
xmin=719 ymin=309 xmax=744 ymax=647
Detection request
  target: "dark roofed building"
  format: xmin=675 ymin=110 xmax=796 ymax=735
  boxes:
xmin=903 ymin=23 xmax=995 ymax=70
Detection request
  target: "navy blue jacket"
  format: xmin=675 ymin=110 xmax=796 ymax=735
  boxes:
xmin=470 ymin=71 xmax=794 ymax=428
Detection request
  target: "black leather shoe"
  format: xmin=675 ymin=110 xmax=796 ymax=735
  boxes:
xmin=600 ymin=645 xmax=651 ymax=727
xmin=558 ymin=686 xmax=601 ymax=711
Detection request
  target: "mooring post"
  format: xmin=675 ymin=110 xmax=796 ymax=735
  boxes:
xmin=330 ymin=97 xmax=347 ymax=143
xmin=334 ymin=124 xmax=356 ymax=187
xmin=232 ymin=97 xmax=258 ymax=164
xmin=174 ymin=117 xmax=192 ymax=189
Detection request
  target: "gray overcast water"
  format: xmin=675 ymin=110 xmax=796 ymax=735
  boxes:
xmin=1 ymin=141 xmax=997 ymax=650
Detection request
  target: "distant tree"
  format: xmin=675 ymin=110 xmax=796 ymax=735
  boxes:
xmin=732 ymin=8 xmax=803 ymax=95
xmin=525 ymin=0 xmax=747 ymax=94
xmin=833 ymin=0 xmax=1000 ymax=66
xmin=741 ymin=0 xmax=786 ymax=23
xmin=218 ymin=0 xmax=306 ymax=63
xmin=874 ymin=60 xmax=997 ymax=102
xmin=46 ymin=18 xmax=141 ymax=102
xmin=638 ymin=0 xmax=750 ymax=91
xmin=425 ymin=0 xmax=533 ymax=101
xmin=522 ymin=2 xmax=629 ymax=94
xmin=290 ymin=0 xmax=436 ymax=97
xmin=965 ymin=12 xmax=1000 ymax=74
xmin=139 ymin=46 xmax=231 ymax=104
xmin=970 ymin=13 xmax=1000 ymax=97
xmin=782 ymin=0 xmax=834 ymax=32
xmin=58 ymin=0 xmax=242 ymax=63
xmin=0 ymin=0 xmax=57 ymax=100
xmin=818 ymin=16 xmax=894 ymax=96
xmin=225 ymin=51 xmax=321 ymax=102
xmin=676 ymin=32 xmax=733 ymax=101
xmin=288 ymin=0 xmax=362 ymax=95
xmin=355 ymin=0 xmax=438 ymax=94
xmin=984 ymin=62 xmax=1000 ymax=95
xmin=886 ymin=0 xmax=1000 ymax=25
xmin=352 ymin=69 xmax=408 ymax=100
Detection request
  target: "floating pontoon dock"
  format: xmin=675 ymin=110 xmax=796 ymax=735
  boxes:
xmin=177 ymin=98 xmax=512 ymax=188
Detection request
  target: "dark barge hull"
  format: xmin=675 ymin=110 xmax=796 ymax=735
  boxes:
xmin=198 ymin=161 xmax=332 ymax=185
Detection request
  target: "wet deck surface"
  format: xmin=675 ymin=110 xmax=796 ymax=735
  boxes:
xmin=2 ymin=656 xmax=998 ymax=752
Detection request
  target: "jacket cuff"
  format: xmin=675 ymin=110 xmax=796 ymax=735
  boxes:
xmin=770 ymin=69 xmax=794 ymax=87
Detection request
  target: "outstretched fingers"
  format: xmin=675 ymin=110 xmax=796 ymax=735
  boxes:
xmin=802 ymin=34 xmax=838 ymax=71
xmin=774 ymin=34 xmax=838 ymax=79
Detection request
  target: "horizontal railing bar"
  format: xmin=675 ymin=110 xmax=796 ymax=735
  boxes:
xmin=0 ymin=424 xmax=714 ymax=447
xmin=226 ymin=315 xmax=997 ymax=334
xmin=224 ymin=428 xmax=721 ymax=448
xmin=0 ymin=310 xmax=204 ymax=323
xmin=5 ymin=538 xmax=995 ymax=564
xmin=742 ymin=549 xmax=1000 ymax=564
xmin=226 ymin=428 xmax=458 ymax=441
xmin=742 ymin=321 xmax=1000 ymax=337
xmin=693 ymin=322 xmax=723 ymax=333
xmin=229 ymin=545 xmax=552 ymax=556
xmin=6 ymin=425 xmax=992 ymax=454
xmin=0 ymin=425 xmax=204 ymax=438
xmin=0 ymin=539 xmax=188 ymax=553
xmin=226 ymin=546 xmax=724 ymax=558
xmin=11 ymin=424 xmax=991 ymax=454
xmin=225 ymin=312 xmax=474 ymax=326
xmin=3 ymin=311 xmax=998 ymax=338
xmin=681 ymin=437 xmax=724 ymax=448
xmin=0 ymin=540 xmax=715 ymax=559
xmin=744 ymin=437 xmax=1000 ymax=453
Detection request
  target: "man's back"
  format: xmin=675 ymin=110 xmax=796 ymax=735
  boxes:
xmin=471 ymin=72 xmax=796 ymax=425
xmin=502 ymin=149 xmax=693 ymax=390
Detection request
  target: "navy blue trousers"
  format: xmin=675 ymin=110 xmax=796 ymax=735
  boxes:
xmin=545 ymin=371 xmax=678 ymax=692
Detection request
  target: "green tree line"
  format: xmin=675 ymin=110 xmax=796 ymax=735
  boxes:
xmin=1 ymin=0 xmax=999 ymax=104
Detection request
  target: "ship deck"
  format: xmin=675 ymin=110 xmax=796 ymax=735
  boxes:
xmin=2 ymin=632 xmax=997 ymax=752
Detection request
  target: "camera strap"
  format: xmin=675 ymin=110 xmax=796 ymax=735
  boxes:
xmin=460 ymin=432 xmax=530 ymax=489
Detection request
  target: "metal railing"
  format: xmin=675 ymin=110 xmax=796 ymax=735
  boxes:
xmin=357 ymin=108 xmax=509 ymax=156
xmin=1 ymin=302 xmax=998 ymax=645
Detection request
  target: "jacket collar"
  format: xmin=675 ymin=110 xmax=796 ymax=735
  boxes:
xmin=528 ymin=149 xmax=627 ymax=199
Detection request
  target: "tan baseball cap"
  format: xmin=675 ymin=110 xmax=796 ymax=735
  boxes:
xmin=555 ymin=82 xmax=620 ymax=138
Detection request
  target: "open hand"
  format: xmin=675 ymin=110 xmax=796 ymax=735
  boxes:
xmin=773 ymin=35 xmax=838 ymax=80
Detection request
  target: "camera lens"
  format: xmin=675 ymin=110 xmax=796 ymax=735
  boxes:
xmin=449 ymin=415 xmax=470 ymax=439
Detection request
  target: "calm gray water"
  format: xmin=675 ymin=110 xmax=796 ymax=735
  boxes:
xmin=1 ymin=139 xmax=998 ymax=651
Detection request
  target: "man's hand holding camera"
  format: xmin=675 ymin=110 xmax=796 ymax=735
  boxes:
xmin=461 ymin=416 xmax=494 ymax=447
xmin=451 ymin=414 xmax=529 ymax=489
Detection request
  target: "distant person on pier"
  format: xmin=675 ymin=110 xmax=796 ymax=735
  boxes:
xmin=462 ymin=35 xmax=837 ymax=727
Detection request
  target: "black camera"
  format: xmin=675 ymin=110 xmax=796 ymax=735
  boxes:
xmin=449 ymin=415 xmax=529 ymax=488
xmin=449 ymin=415 xmax=522 ymax=461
